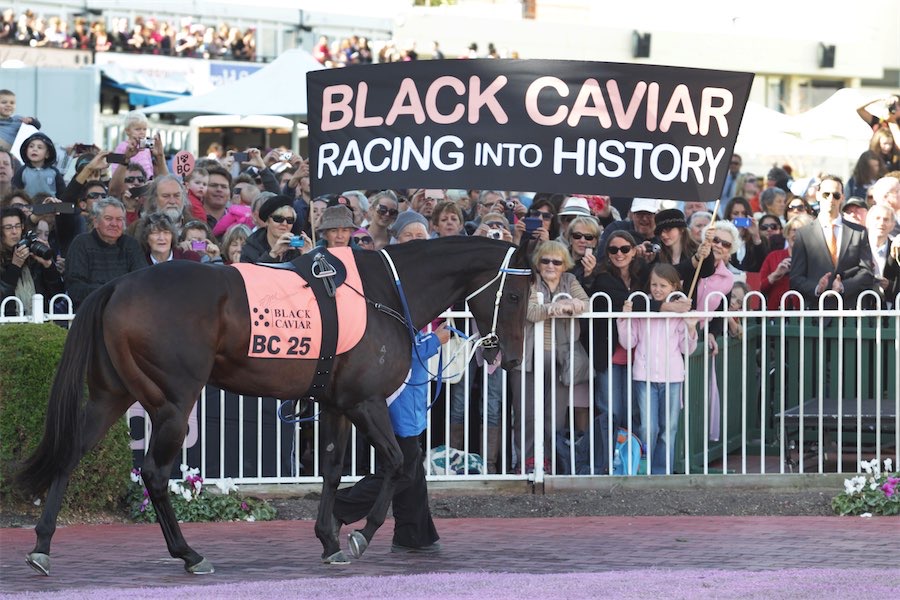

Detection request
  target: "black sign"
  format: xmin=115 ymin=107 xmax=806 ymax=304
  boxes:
xmin=307 ymin=59 xmax=753 ymax=202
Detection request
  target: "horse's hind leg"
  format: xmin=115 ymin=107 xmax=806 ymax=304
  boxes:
xmin=315 ymin=410 xmax=352 ymax=564
xmin=27 ymin=391 xmax=131 ymax=576
xmin=141 ymin=403 xmax=213 ymax=575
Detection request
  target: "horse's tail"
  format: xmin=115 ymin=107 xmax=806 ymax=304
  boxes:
xmin=16 ymin=285 xmax=115 ymax=497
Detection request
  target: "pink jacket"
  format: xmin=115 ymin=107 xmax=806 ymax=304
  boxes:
xmin=616 ymin=315 xmax=697 ymax=383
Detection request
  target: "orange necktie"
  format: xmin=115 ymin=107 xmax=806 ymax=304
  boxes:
xmin=827 ymin=225 xmax=838 ymax=265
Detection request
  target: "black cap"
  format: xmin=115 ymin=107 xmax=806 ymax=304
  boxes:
xmin=841 ymin=197 xmax=868 ymax=212
xmin=259 ymin=195 xmax=294 ymax=222
xmin=654 ymin=208 xmax=687 ymax=235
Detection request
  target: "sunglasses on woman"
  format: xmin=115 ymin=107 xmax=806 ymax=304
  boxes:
xmin=85 ymin=191 xmax=106 ymax=199
xmin=570 ymin=232 xmax=595 ymax=241
xmin=759 ymin=223 xmax=781 ymax=231
xmin=376 ymin=205 xmax=399 ymax=217
xmin=539 ymin=257 xmax=564 ymax=266
xmin=606 ymin=244 xmax=632 ymax=255
xmin=787 ymin=204 xmax=805 ymax=211
xmin=712 ymin=236 xmax=733 ymax=249
xmin=270 ymin=215 xmax=296 ymax=224
xmin=353 ymin=235 xmax=373 ymax=245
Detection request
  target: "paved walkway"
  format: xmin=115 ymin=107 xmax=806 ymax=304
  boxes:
xmin=0 ymin=516 xmax=895 ymax=595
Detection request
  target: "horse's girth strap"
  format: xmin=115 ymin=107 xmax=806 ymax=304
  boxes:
xmin=303 ymin=256 xmax=339 ymax=399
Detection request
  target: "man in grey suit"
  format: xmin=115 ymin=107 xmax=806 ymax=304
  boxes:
xmin=789 ymin=175 xmax=875 ymax=309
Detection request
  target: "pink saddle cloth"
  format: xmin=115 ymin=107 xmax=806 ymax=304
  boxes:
xmin=232 ymin=247 xmax=366 ymax=359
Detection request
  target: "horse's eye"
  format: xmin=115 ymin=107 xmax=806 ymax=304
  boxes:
xmin=508 ymin=293 xmax=520 ymax=303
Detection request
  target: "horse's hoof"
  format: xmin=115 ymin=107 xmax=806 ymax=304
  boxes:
xmin=26 ymin=553 xmax=50 ymax=576
xmin=322 ymin=550 xmax=350 ymax=565
xmin=185 ymin=557 xmax=215 ymax=575
xmin=349 ymin=530 xmax=369 ymax=559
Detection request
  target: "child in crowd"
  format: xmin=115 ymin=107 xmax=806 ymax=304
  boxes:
xmin=11 ymin=132 xmax=65 ymax=198
xmin=184 ymin=167 xmax=209 ymax=221
xmin=618 ymin=263 xmax=698 ymax=475
xmin=110 ymin=110 xmax=154 ymax=177
xmin=0 ymin=89 xmax=41 ymax=152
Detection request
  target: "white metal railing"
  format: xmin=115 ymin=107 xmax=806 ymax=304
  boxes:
xmin=4 ymin=292 xmax=898 ymax=484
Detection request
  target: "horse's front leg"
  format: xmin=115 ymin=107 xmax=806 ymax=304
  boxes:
xmin=344 ymin=401 xmax=404 ymax=559
xmin=315 ymin=410 xmax=352 ymax=564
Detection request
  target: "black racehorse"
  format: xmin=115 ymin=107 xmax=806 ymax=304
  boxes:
xmin=16 ymin=236 xmax=531 ymax=575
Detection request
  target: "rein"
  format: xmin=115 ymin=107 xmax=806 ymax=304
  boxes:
xmin=379 ymin=245 xmax=530 ymax=388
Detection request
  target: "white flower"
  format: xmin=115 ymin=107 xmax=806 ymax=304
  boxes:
xmin=169 ymin=481 xmax=181 ymax=494
xmin=215 ymin=478 xmax=238 ymax=495
xmin=851 ymin=476 xmax=866 ymax=493
xmin=186 ymin=467 xmax=200 ymax=478
xmin=193 ymin=480 xmax=202 ymax=492
xmin=844 ymin=479 xmax=856 ymax=494
xmin=860 ymin=512 xmax=873 ymax=518
xmin=885 ymin=458 xmax=893 ymax=473
xmin=246 ymin=515 xmax=256 ymax=522
xmin=179 ymin=463 xmax=190 ymax=474
xmin=870 ymin=482 xmax=879 ymax=490
xmin=182 ymin=489 xmax=192 ymax=502
xmin=130 ymin=471 xmax=141 ymax=483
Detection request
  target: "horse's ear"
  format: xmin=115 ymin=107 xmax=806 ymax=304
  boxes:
xmin=513 ymin=237 xmax=532 ymax=267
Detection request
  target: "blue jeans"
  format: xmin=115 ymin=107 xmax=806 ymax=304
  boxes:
xmin=450 ymin=366 xmax=502 ymax=427
xmin=634 ymin=381 xmax=682 ymax=475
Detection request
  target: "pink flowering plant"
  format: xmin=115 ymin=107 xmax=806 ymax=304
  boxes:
xmin=831 ymin=458 xmax=900 ymax=516
xmin=127 ymin=464 xmax=276 ymax=523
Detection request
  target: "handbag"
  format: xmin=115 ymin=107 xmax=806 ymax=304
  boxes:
xmin=558 ymin=340 xmax=592 ymax=386
xmin=427 ymin=318 xmax=469 ymax=385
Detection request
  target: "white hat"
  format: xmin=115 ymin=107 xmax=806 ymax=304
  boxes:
xmin=630 ymin=198 xmax=663 ymax=214
xmin=558 ymin=197 xmax=592 ymax=217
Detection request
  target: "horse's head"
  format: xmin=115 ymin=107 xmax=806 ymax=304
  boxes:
xmin=467 ymin=241 xmax=532 ymax=370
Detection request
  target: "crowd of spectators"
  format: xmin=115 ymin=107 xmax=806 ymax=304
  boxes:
xmin=1 ymin=7 xmax=510 ymax=65
xmin=1 ymin=75 xmax=899 ymax=476
xmin=0 ymin=8 xmax=255 ymax=60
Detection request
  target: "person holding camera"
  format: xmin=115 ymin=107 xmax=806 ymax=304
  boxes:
xmin=240 ymin=194 xmax=310 ymax=263
xmin=108 ymin=111 xmax=155 ymax=178
xmin=1 ymin=206 xmax=63 ymax=316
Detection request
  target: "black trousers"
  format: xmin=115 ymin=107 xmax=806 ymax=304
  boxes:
xmin=333 ymin=434 xmax=439 ymax=548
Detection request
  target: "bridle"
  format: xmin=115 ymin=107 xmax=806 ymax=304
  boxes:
xmin=380 ymin=245 xmax=530 ymax=353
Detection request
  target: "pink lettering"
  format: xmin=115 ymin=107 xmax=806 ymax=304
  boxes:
xmin=467 ymin=75 xmax=509 ymax=124
xmin=699 ymin=87 xmax=733 ymax=136
xmin=385 ymin=78 xmax=427 ymax=126
xmin=524 ymin=77 xmax=568 ymax=126
xmin=566 ymin=78 xmax=612 ymax=128
xmin=354 ymin=83 xmax=385 ymax=128
xmin=321 ymin=84 xmax=354 ymax=132
xmin=659 ymin=84 xmax=698 ymax=134
xmin=606 ymin=80 xmax=647 ymax=130
xmin=425 ymin=76 xmax=466 ymax=124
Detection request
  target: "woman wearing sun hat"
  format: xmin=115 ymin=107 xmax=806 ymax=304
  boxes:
xmin=315 ymin=204 xmax=357 ymax=249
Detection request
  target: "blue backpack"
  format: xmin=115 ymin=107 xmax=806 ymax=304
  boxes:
xmin=612 ymin=428 xmax=644 ymax=475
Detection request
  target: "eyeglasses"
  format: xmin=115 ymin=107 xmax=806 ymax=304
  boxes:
xmin=712 ymin=236 xmax=733 ymax=249
xmin=530 ymin=210 xmax=553 ymax=220
xmin=353 ymin=235 xmax=373 ymax=245
xmin=759 ymin=223 xmax=781 ymax=231
xmin=270 ymin=215 xmax=296 ymax=224
xmin=2 ymin=223 xmax=23 ymax=231
xmin=570 ymin=232 xmax=595 ymax=241
xmin=821 ymin=191 xmax=842 ymax=200
xmin=606 ymin=245 xmax=632 ymax=255
xmin=540 ymin=257 xmax=564 ymax=266
xmin=124 ymin=176 xmax=146 ymax=184
xmin=85 ymin=191 xmax=106 ymax=199
xmin=376 ymin=205 xmax=399 ymax=217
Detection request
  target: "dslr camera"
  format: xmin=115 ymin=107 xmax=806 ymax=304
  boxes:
xmin=16 ymin=230 xmax=54 ymax=261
